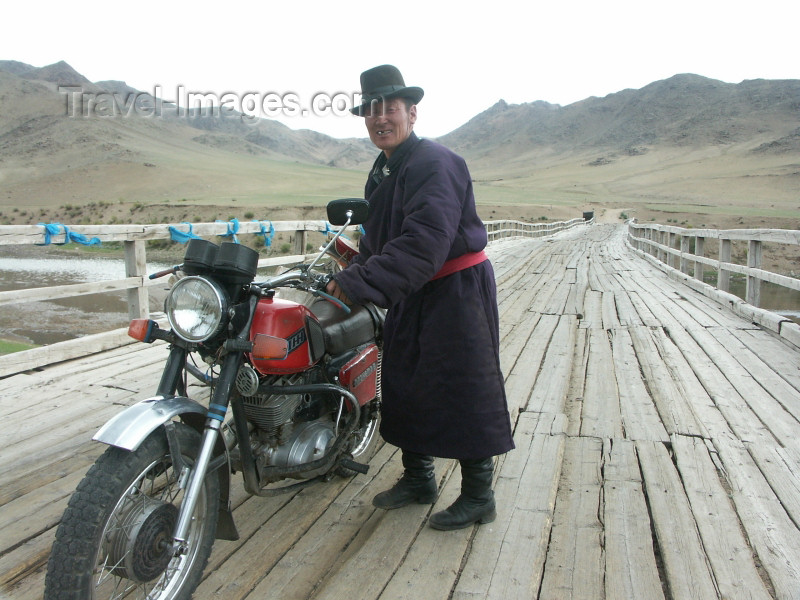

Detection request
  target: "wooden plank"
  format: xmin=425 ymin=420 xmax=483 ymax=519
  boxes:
xmin=628 ymin=326 xmax=705 ymax=437
xmin=610 ymin=329 xmax=669 ymax=442
xmin=0 ymin=328 xmax=139 ymax=378
xmin=602 ymin=439 xmax=665 ymax=599
xmin=502 ymin=314 xmax=559 ymax=418
xmin=499 ymin=309 xmax=544 ymax=378
xmin=197 ymin=479 xmax=352 ymax=599
xmin=197 ymin=443 xmax=402 ymax=600
xmin=647 ymin=325 xmax=723 ymax=438
xmin=565 ymin=328 xmax=588 ymax=438
xmin=745 ymin=443 xmax=800 ymax=528
xmin=527 ymin=315 xmax=577 ymax=414
xmin=579 ymin=290 xmax=603 ymax=329
xmin=714 ymin=435 xmax=800 ymax=599
xmin=580 ymin=328 xmax=623 ymax=439
xmin=538 ymin=436 xmax=604 ymax=599
xmin=672 ymin=435 xmax=773 ymax=599
xmin=635 ymin=440 xmax=718 ymax=599
xmin=710 ymin=327 xmax=800 ymax=423
xmin=452 ymin=412 xmax=566 ymax=600
xmin=601 ymin=290 xmax=621 ymax=329
xmin=613 ymin=289 xmax=643 ymax=326
xmin=376 ymin=462 xmax=472 ymax=600
xmin=0 ymin=277 xmax=141 ymax=307
xmin=637 ymin=294 xmax=783 ymax=448
xmin=680 ymin=324 xmax=800 ymax=451
xmin=296 ymin=459 xmax=458 ymax=600
xmin=626 ymin=291 xmax=661 ymax=327
xmin=730 ymin=327 xmax=800 ymax=393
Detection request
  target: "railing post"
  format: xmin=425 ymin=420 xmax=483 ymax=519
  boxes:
xmin=680 ymin=234 xmax=689 ymax=274
xmin=667 ymin=232 xmax=677 ymax=268
xmin=124 ymin=240 xmax=149 ymax=320
xmin=718 ymin=238 xmax=731 ymax=293
xmin=746 ymin=239 xmax=763 ymax=306
xmin=651 ymin=228 xmax=657 ymax=258
xmin=694 ymin=236 xmax=705 ymax=281
xmin=293 ymin=228 xmax=308 ymax=255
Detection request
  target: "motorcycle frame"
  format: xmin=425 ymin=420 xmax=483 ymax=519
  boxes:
xmin=91 ymin=206 xmax=372 ymax=548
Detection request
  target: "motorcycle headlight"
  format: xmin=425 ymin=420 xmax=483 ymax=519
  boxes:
xmin=166 ymin=276 xmax=229 ymax=342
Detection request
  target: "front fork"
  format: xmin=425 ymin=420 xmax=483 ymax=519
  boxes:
xmin=169 ymin=348 xmax=242 ymax=554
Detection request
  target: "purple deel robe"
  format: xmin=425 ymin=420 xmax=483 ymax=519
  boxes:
xmin=334 ymin=133 xmax=514 ymax=460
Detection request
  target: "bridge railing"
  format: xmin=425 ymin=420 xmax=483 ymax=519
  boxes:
xmin=626 ymin=220 xmax=800 ymax=345
xmin=0 ymin=215 xmax=588 ymax=377
xmin=486 ymin=217 xmax=587 ymax=241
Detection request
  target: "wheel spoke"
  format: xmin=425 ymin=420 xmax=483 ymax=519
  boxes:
xmin=45 ymin=424 xmax=219 ymax=600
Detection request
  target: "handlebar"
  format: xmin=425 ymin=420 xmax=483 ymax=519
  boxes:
xmin=149 ymin=266 xmax=180 ymax=280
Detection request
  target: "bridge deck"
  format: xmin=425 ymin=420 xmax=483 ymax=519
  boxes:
xmin=2 ymin=224 xmax=800 ymax=599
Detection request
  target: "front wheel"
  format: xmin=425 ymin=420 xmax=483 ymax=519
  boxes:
xmin=44 ymin=422 xmax=220 ymax=600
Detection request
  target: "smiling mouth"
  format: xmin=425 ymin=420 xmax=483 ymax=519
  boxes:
xmin=377 ymin=130 xmax=392 ymax=136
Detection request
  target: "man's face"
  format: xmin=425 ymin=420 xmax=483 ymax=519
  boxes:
xmin=364 ymin=97 xmax=417 ymax=158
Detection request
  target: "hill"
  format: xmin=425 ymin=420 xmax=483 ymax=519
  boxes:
xmin=0 ymin=61 xmax=374 ymax=218
xmin=439 ymin=74 xmax=799 ymax=226
xmin=0 ymin=62 xmax=797 ymax=230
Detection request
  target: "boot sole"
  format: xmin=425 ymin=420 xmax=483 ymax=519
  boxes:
xmin=429 ymin=508 xmax=497 ymax=531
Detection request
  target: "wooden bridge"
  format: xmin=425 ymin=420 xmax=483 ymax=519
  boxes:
xmin=2 ymin=222 xmax=800 ymax=599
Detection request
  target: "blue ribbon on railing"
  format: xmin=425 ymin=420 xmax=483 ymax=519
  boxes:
xmin=359 ymin=225 xmax=365 ymax=236
xmin=168 ymin=222 xmax=201 ymax=243
xmin=254 ymin=220 xmax=274 ymax=247
xmin=217 ymin=219 xmax=239 ymax=243
xmin=37 ymin=223 xmax=101 ymax=246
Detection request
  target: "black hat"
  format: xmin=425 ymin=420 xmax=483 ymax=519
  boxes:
xmin=351 ymin=65 xmax=424 ymax=116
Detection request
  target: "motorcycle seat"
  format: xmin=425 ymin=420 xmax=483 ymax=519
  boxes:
xmin=310 ymin=300 xmax=378 ymax=355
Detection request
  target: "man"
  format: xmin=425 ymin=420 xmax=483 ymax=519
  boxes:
xmin=326 ymin=65 xmax=514 ymax=530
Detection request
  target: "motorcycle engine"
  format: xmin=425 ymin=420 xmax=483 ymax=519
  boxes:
xmin=235 ymin=365 xmax=337 ymax=479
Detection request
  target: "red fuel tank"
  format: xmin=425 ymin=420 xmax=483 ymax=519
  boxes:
xmin=248 ymin=296 xmax=325 ymax=374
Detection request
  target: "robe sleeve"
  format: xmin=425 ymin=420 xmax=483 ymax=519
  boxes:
xmin=334 ymin=151 xmax=468 ymax=308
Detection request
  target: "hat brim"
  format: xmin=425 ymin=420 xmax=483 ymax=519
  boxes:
xmin=351 ymin=86 xmax=424 ymax=115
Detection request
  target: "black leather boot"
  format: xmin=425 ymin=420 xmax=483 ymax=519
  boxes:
xmin=429 ymin=457 xmax=496 ymax=530
xmin=373 ymin=451 xmax=437 ymax=509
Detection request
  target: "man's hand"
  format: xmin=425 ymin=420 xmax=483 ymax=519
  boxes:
xmin=326 ymin=278 xmax=352 ymax=305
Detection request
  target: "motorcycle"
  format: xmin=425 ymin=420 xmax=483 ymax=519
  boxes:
xmin=44 ymin=198 xmax=382 ymax=600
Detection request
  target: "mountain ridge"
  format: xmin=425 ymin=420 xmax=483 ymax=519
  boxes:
xmin=0 ymin=60 xmax=798 ymax=227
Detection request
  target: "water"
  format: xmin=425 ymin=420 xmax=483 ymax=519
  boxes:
xmin=704 ymin=273 xmax=800 ymax=325
xmin=0 ymin=255 xmax=172 ymax=346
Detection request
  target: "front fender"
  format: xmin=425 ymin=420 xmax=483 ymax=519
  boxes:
xmin=93 ymin=395 xmax=207 ymax=451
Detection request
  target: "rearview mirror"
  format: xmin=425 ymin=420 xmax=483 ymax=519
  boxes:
xmin=327 ymin=198 xmax=369 ymax=226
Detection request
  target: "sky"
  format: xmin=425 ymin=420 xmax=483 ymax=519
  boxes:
xmin=2 ymin=0 xmax=798 ymax=139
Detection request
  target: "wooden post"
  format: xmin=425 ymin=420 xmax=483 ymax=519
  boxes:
xmin=746 ymin=239 xmax=763 ymax=306
xmin=694 ymin=237 xmax=705 ymax=281
xmin=680 ymin=235 xmax=690 ymax=274
xmin=718 ymin=238 xmax=731 ymax=293
xmin=293 ymin=229 xmax=308 ymax=256
xmin=668 ymin=232 xmax=677 ymax=268
xmin=124 ymin=240 xmax=149 ymax=320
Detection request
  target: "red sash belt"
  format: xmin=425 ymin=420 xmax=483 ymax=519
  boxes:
xmin=431 ymin=250 xmax=488 ymax=281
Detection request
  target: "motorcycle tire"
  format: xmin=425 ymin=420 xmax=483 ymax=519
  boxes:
xmin=44 ymin=422 xmax=220 ymax=600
